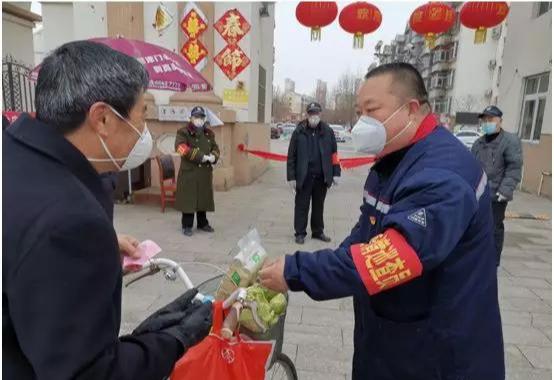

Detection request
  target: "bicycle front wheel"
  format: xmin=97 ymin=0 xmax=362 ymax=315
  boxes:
xmin=267 ymin=353 xmax=298 ymax=380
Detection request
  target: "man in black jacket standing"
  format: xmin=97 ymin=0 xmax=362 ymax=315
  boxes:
xmin=287 ymin=102 xmax=341 ymax=244
xmin=3 ymin=41 xmax=211 ymax=379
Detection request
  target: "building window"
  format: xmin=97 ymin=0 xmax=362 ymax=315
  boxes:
xmin=432 ymin=97 xmax=451 ymax=114
xmin=430 ymin=71 xmax=454 ymax=89
xmin=257 ymin=65 xmax=267 ymax=123
xmin=432 ymin=43 xmax=457 ymax=63
xmin=519 ymin=72 xmax=550 ymax=141
xmin=536 ymin=2 xmax=552 ymax=17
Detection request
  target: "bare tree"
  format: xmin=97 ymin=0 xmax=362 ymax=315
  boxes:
xmin=271 ymin=85 xmax=291 ymax=122
xmin=329 ymin=71 xmax=362 ymax=127
xmin=452 ymin=95 xmax=481 ymax=113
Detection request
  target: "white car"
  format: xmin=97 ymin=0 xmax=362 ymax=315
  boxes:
xmin=454 ymin=130 xmax=481 ymax=149
xmin=330 ymin=124 xmax=350 ymax=143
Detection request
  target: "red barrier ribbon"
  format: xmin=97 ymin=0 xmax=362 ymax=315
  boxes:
xmin=237 ymin=144 xmax=376 ymax=169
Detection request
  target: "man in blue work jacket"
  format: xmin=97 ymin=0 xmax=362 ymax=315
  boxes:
xmin=260 ymin=63 xmax=504 ymax=379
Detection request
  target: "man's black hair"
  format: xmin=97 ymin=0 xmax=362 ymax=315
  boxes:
xmin=35 ymin=40 xmax=149 ymax=134
xmin=365 ymin=62 xmax=429 ymax=106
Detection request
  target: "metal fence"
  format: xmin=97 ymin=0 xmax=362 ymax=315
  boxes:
xmin=2 ymin=55 xmax=35 ymax=113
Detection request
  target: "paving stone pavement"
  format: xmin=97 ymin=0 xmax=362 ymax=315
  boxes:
xmin=117 ymin=141 xmax=552 ymax=380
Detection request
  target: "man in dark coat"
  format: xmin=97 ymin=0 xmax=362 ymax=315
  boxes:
xmin=287 ymin=102 xmax=341 ymax=244
xmin=3 ymin=41 xmax=212 ymax=380
xmin=175 ymin=106 xmax=220 ymax=236
xmin=472 ymin=105 xmax=523 ymax=265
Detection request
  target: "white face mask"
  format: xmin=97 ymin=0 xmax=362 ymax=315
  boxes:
xmin=88 ymin=106 xmax=153 ymax=171
xmin=192 ymin=117 xmax=205 ymax=128
xmin=351 ymin=103 xmax=413 ymax=155
xmin=308 ymin=115 xmax=320 ymax=127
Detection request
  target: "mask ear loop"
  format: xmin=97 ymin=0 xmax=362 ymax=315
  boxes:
xmin=88 ymin=105 xmax=144 ymax=170
xmin=383 ymin=101 xmax=419 ymax=147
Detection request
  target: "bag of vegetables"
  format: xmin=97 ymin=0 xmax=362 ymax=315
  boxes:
xmin=239 ymin=284 xmax=287 ymax=333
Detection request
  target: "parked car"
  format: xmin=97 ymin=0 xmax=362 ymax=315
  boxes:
xmin=330 ymin=124 xmax=349 ymax=143
xmin=280 ymin=123 xmax=296 ymax=140
xmin=270 ymin=124 xmax=281 ymax=139
xmin=454 ymin=130 xmax=481 ymax=149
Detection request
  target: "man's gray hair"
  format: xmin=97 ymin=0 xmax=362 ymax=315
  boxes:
xmin=35 ymin=40 xmax=149 ymax=134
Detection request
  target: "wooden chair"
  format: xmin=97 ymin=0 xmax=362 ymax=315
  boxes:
xmin=154 ymin=154 xmax=177 ymax=212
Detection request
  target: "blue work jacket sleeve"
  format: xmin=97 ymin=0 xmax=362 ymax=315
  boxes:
xmin=349 ymin=168 xmax=481 ymax=295
xmin=284 ymin=247 xmax=367 ymax=300
xmin=381 ymin=168 xmax=479 ymax=271
xmin=285 ymin=211 xmax=369 ymax=301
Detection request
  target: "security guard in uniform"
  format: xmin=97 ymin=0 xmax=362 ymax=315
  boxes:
xmin=260 ymin=63 xmax=504 ymax=379
xmin=175 ymin=106 xmax=220 ymax=236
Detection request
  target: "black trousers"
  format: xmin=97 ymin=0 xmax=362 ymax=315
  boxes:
xmin=492 ymin=201 xmax=508 ymax=266
xmin=294 ymin=175 xmax=328 ymax=237
xmin=181 ymin=212 xmax=209 ymax=229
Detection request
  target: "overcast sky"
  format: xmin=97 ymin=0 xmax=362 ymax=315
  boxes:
xmin=31 ymin=1 xmax=426 ymax=96
xmin=274 ymin=1 xmax=425 ymax=95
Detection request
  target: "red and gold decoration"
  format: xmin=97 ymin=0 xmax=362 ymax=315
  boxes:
xmin=460 ymin=2 xmax=509 ymax=44
xmin=351 ymin=229 xmax=423 ymax=295
xmin=339 ymin=2 xmax=382 ymax=49
xmin=214 ymin=45 xmax=251 ymax=81
xmin=152 ymin=4 xmax=174 ymax=36
xmin=180 ymin=3 xmax=209 ymax=70
xmin=181 ymin=7 xmax=208 ymax=40
xmin=295 ymin=2 xmax=338 ymax=41
xmin=180 ymin=39 xmax=208 ymax=67
xmin=409 ymin=2 xmax=456 ymax=48
xmin=214 ymin=9 xmax=251 ymax=45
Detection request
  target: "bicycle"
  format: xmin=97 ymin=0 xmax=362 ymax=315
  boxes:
xmin=125 ymin=257 xmax=298 ymax=380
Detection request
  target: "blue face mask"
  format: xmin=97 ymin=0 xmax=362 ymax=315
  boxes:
xmin=481 ymin=122 xmax=498 ymax=135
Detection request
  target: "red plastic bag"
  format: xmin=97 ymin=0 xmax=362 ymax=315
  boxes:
xmin=170 ymin=301 xmax=275 ymax=380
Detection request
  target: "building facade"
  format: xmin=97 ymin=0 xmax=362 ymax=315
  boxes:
xmin=497 ymin=2 xmax=552 ymax=197
xmin=28 ymin=2 xmax=276 ymax=196
xmin=376 ymin=3 xmax=504 ymax=127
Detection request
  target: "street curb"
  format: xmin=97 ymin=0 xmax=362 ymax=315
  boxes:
xmin=505 ymin=212 xmax=551 ymax=221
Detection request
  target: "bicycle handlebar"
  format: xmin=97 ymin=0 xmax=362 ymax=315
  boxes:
xmin=124 ymin=258 xmax=267 ymax=333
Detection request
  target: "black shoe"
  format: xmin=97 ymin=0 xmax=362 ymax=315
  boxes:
xmin=312 ymin=233 xmax=331 ymax=242
xmin=198 ymin=225 xmax=215 ymax=233
xmin=182 ymin=227 xmax=193 ymax=236
xmin=295 ymin=236 xmax=305 ymax=245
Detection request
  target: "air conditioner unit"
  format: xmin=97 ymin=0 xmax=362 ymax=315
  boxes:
xmin=488 ymin=60 xmax=497 ymax=70
xmin=492 ymin=26 xmax=502 ymax=40
xmin=485 ymin=89 xmax=493 ymax=98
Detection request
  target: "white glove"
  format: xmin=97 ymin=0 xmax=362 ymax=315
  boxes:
xmin=288 ymin=180 xmax=296 ymax=194
xmin=207 ymin=154 xmax=216 ymax=164
xmin=201 ymin=155 xmax=209 ymax=163
xmin=496 ymin=192 xmax=508 ymax=202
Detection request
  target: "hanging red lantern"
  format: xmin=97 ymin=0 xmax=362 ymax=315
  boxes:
xmin=339 ymin=2 xmax=382 ymax=49
xmin=409 ymin=2 xmax=456 ymax=49
xmin=295 ymin=2 xmax=338 ymax=41
xmin=460 ymin=2 xmax=509 ymax=44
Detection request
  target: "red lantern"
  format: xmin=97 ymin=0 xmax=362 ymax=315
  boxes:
xmin=460 ymin=2 xmax=509 ymax=44
xmin=339 ymin=2 xmax=382 ymax=49
xmin=409 ymin=2 xmax=456 ymax=48
xmin=296 ymin=2 xmax=338 ymax=41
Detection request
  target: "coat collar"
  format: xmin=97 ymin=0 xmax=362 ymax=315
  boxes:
xmin=373 ymin=113 xmax=439 ymax=177
xmin=187 ymin=122 xmax=213 ymax=137
xmin=6 ymin=114 xmax=113 ymax=216
xmin=299 ymin=120 xmax=324 ymax=135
